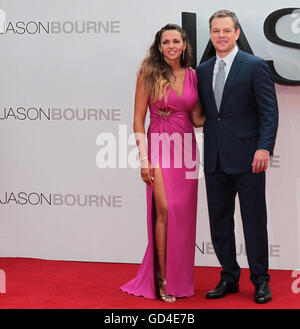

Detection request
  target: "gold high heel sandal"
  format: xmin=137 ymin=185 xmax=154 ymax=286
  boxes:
xmin=158 ymin=278 xmax=176 ymax=303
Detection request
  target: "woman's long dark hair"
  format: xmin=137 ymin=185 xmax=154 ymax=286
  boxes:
xmin=140 ymin=24 xmax=193 ymax=101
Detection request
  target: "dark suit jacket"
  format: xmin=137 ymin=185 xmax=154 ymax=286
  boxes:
xmin=196 ymin=50 xmax=279 ymax=174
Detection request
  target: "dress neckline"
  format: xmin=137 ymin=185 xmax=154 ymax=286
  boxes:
xmin=170 ymin=67 xmax=187 ymax=99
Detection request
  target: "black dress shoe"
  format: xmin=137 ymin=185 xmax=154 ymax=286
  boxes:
xmin=206 ymin=280 xmax=239 ymax=299
xmin=254 ymin=281 xmax=272 ymax=304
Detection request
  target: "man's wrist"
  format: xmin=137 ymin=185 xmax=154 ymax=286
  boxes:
xmin=257 ymin=149 xmax=270 ymax=155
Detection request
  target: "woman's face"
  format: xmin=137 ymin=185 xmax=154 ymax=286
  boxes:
xmin=159 ymin=30 xmax=186 ymax=63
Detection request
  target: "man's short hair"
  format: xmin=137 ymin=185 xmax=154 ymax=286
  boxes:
xmin=209 ymin=10 xmax=240 ymax=30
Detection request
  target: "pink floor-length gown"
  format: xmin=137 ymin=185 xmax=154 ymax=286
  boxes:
xmin=121 ymin=67 xmax=199 ymax=298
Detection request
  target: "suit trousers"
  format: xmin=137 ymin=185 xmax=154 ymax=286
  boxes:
xmin=204 ymin=159 xmax=270 ymax=285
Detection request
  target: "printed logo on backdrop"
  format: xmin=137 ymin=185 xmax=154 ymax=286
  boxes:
xmin=0 ymin=9 xmax=120 ymax=35
xmin=0 ymin=9 xmax=5 ymax=34
xmin=196 ymin=242 xmax=281 ymax=258
xmin=0 ymin=192 xmax=122 ymax=208
xmin=0 ymin=107 xmax=121 ymax=121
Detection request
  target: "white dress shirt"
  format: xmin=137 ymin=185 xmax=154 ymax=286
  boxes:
xmin=212 ymin=45 xmax=239 ymax=89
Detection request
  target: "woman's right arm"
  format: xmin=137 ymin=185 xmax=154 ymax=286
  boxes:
xmin=190 ymin=96 xmax=205 ymax=128
xmin=133 ymin=71 xmax=153 ymax=186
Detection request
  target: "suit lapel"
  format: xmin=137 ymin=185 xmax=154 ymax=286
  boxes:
xmin=219 ymin=50 xmax=243 ymax=114
xmin=206 ymin=57 xmax=218 ymax=115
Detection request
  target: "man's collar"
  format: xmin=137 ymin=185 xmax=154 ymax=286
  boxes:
xmin=216 ymin=45 xmax=239 ymax=65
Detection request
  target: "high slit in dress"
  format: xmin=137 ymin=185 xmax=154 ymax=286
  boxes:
xmin=120 ymin=67 xmax=199 ymax=298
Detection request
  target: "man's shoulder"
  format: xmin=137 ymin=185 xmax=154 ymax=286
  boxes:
xmin=239 ymin=50 xmax=266 ymax=66
xmin=196 ymin=56 xmax=216 ymax=73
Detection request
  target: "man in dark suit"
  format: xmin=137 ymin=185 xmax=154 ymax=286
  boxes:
xmin=197 ymin=10 xmax=278 ymax=304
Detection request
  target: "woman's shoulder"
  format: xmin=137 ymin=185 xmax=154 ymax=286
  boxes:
xmin=187 ymin=66 xmax=197 ymax=83
xmin=187 ymin=66 xmax=197 ymax=76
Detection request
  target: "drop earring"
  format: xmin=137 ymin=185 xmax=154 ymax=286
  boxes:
xmin=160 ymin=50 xmax=164 ymax=61
xmin=182 ymin=49 xmax=185 ymax=61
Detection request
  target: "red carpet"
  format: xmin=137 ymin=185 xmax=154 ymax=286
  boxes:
xmin=0 ymin=257 xmax=299 ymax=309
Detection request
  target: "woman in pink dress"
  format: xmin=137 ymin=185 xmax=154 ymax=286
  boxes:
xmin=120 ymin=24 xmax=204 ymax=302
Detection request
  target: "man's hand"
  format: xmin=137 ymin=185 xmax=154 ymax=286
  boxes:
xmin=252 ymin=150 xmax=270 ymax=173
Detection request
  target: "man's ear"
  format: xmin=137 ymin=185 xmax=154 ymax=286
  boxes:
xmin=235 ymin=28 xmax=241 ymax=40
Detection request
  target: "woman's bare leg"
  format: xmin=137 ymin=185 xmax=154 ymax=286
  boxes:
xmin=153 ymin=165 xmax=175 ymax=302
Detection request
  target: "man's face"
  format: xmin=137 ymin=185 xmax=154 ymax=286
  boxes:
xmin=210 ymin=17 xmax=240 ymax=57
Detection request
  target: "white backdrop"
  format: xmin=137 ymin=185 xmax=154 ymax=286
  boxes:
xmin=0 ymin=0 xmax=300 ymax=270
